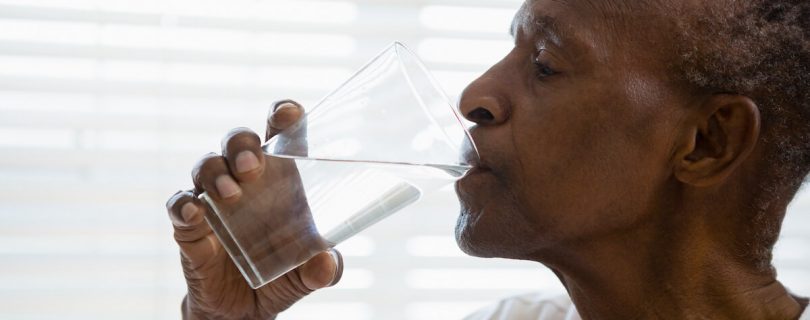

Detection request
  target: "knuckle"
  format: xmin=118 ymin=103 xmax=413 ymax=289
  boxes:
xmin=221 ymin=128 xmax=259 ymax=150
xmin=165 ymin=190 xmax=185 ymax=211
xmin=192 ymin=154 xmax=228 ymax=183
xmin=192 ymin=153 xmax=219 ymax=174
xmin=200 ymin=154 xmax=227 ymax=172
xmin=167 ymin=191 xmax=193 ymax=211
xmin=166 ymin=191 xmax=196 ymax=226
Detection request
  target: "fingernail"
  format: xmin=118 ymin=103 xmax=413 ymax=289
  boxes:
xmin=215 ymin=175 xmax=241 ymax=199
xmin=235 ymin=151 xmax=260 ymax=173
xmin=181 ymin=202 xmax=198 ymax=223
xmin=274 ymin=101 xmax=297 ymax=112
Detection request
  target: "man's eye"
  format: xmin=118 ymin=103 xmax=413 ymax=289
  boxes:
xmin=533 ymin=59 xmax=557 ymax=78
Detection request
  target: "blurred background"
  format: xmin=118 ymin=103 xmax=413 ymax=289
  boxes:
xmin=0 ymin=0 xmax=807 ymax=319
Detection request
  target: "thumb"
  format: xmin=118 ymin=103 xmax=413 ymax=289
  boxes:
xmin=254 ymin=249 xmax=343 ymax=315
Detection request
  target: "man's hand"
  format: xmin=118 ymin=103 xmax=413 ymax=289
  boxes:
xmin=166 ymin=100 xmax=342 ymax=319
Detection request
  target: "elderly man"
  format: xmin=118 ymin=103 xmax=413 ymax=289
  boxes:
xmin=166 ymin=0 xmax=809 ymax=319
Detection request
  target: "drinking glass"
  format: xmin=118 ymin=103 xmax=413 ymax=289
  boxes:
xmin=199 ymin=42 xmax=478 ymax=289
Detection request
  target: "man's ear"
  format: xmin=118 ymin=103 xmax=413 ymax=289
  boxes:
xmin=672 ymin=94 xmax=760 ymax=187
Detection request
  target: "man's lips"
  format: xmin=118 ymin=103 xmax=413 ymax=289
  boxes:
xmin=460 ymin=150 xmax=492 ymax=178
xmin=463 ymin=165 xmax=491 ymax=178
xmin=459 ymin=127 xmax=492 ymax=178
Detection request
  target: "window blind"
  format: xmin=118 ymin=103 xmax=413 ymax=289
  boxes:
xmin=0 ymin=1 xmax=807 ymax=319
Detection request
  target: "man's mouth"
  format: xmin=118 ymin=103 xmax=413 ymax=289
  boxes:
xmin=459 ymin=146 xmax=493 ymax=180
xmin=464 ymin=164 xmax=491 ymax=177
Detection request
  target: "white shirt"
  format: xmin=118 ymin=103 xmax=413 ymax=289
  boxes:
xmin=465 ymin=292 xmax=810 ymax=320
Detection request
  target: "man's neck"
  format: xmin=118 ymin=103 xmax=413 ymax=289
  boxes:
xmin=538 ymin=204 xmax=805 ymax=320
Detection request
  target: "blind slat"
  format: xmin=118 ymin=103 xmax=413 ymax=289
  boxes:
xmin=0 ymin=1 xmax=807 ymax=319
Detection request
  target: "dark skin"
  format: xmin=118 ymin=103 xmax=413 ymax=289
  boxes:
xmin=456 ymin=0 xmax=807 ymax=319
xmin=167 ymin=0 xmax=809 ymax=319
xmin=166 ymin=102 xmax=342 ymax=319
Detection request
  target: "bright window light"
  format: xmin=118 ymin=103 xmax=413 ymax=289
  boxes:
xmin=253 ymin=33 xmax=357 ymax=56
xmin=82 ymin=130 xmax=162 ymax=151
xmin=101 ymin=25 xmax=254 ymax=52
xmin=0 ymin=1 xmax=807 ymax=319
xmin=164 ymin=62 xmax=249 ymax=85
xmin=255 ymin=65 xmax=352 ymax=91
xmin=282 ymin=303 xmax=372 ymax=320
xmin=0 ymin=128 xmax=75 ymax=149
xmin=0 ymin=55 xmax=96 ymax=79
xmin=336 ymin=235 xmax=375 ymax=256
xmin=420 ymin=5 xmax=516 ymax=33
xmin=430 ymin=70 xmax=481 ymax=96
xmin=778 ymin=268 xmax=810 ymax=293
xmin=0 ymin=19 xmax=98 ymax=45
xmin=406 ymin=235 xmax=465 ymax=257
xmin=0 ymin=0 xmax=358 ymax=23
xmin=164 ymin=27 xmax=252 ymax=53
xmin=0 ymin=233 xmax=162 ymax=256
xmin=407 ymin=301 xmax=493 ymax=320
xmin=0 ymin=0 xmax=98 ymax=10
xmin=249 ymin=1 xmax=358 ymax=24
xmin=407 ymin=268 xmax=565 ymax=290
xmin=0 ymin=91 xmax=95 ymax=111
xmin=418 ymin=38 xmax=513 ymax=65
xmin=774 ymin=237 xmax=810 ymax=262
xmin=100 ymin=26 xmax=356 ymax=56
xmin=99 ymin=25 xmax=163 ymax=49
xmin=168 ymin=0 xmax=358 ymax=23
xmin=100 ymin=60 xmax=162 ymax=82
xmin=153 ymin=96 xmax=257 ymax=117
xmin=95 ymin=0 xmax=167 ymax=14
xmin=336 ymin=268 xmax=374 ymax=289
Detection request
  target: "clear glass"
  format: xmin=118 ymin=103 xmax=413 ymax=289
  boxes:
xmin=199 ymin=42 xmax=478 ymax=289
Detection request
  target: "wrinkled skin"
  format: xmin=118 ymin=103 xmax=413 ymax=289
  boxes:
xmin=454 ymin=0 xmax=808 ymax=319
xmin=166 ymin=102 xmax=341 ymax=319
xmin=168 ymin=0 xmax=809 ymax=319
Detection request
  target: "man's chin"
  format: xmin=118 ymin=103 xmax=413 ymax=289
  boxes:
xmin=454 ymin=206 xmax=546 ymax=260
xmin=455 ymin=234 xmax=496 ymax=258
xmin=454 ymin=212 xmax=499 ymax=258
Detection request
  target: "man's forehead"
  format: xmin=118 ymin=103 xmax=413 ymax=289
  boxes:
xmin=509 ymin=0 xmax=680 ymax=71
xmin=509 ymin=0 xmax=668 ymax=47
xmin=510 ymin=0 xmax=657 ymax=30
xmin=509 ymin=1 xmax=566 ymax=43
xmin=509 ymin=0 xmax=595 ymax=49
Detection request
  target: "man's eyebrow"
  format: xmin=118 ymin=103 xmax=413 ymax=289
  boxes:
xmin=509 ymin=14 xmax=565 ymax=45
xmin=532 ymin=15 xmax=566 ymax=46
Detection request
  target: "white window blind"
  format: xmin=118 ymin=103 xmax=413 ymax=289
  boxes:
xmin=0 ymin=1 xmax=807 ymax=319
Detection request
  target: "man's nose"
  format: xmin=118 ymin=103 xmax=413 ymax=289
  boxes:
xmin=458 ymin=76 xmax=511 ymax=126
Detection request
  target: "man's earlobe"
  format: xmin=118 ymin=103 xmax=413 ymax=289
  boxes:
xmin=673 ymin=94 xmax=760 ymax=187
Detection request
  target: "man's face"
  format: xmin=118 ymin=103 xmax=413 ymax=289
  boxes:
xmin=455 ymin=0 xmax=690 ymax=259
